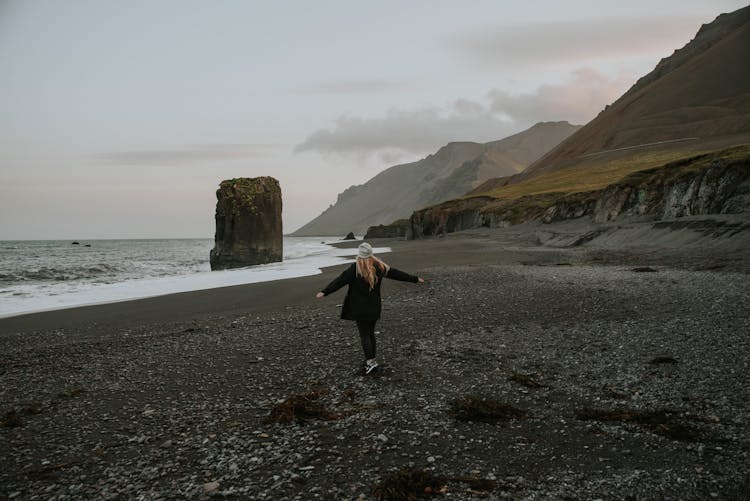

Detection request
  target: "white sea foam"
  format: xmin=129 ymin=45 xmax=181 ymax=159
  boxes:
xmin=0 ymin=237 xmax=390 ymax=318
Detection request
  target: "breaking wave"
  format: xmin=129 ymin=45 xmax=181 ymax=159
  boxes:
xmin=0 ymin=263 xmax=121 ymax=283
xmin=0 ymin=237 xmax=390 ymax=318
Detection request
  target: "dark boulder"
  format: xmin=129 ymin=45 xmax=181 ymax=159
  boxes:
xmin=210 ymin=177 xmax=283 ymax=270
xmin=343 ymin=232 xmax=356 ymax=240
xmin=364 ymin=220 xmax=410 ymax=239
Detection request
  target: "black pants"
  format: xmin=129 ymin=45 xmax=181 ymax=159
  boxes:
xmin=356 ymin=320 xmax=377 ymax=360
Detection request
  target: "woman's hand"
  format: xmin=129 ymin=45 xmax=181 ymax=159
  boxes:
xmin=417 ymin=277 xmax=425 ymax=283
xmin=315 ymin=292 xmax=325 ymax=299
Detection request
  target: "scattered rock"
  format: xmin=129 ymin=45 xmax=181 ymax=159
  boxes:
xmin=203 ymin=481 xmax=220 ymax=493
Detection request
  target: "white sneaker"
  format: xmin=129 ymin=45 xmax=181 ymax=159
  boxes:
xmin=365 ymin=359 xmax=379 ymax=375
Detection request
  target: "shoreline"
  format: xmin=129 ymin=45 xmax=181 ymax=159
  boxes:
xmin=0 ymin=238 xmax=385 ymax=326
xmin=0 ymin=235 xmax=514 ymax=336
xmin=3 ymin=215 xmax=749 ymax=336
xmin=0 ymin=267 xmax=331 ymax=324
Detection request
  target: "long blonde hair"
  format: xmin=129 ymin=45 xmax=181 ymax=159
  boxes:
xmin=356 ymin=256 xmax=390 ymax=290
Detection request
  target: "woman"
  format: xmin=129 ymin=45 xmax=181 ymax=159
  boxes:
xmin=316 ymin=242 xmax=424 ymax=374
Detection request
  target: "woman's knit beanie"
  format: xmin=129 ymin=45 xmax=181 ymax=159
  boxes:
xmin=357 ymin=242 xmax=373 ymax=259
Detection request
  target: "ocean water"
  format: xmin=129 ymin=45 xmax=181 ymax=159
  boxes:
xmin=0 ymin=237 xmax=390 ymax=318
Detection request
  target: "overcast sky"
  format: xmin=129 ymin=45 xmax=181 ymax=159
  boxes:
xmin=1 ymin=0 xmax=746 ymax=239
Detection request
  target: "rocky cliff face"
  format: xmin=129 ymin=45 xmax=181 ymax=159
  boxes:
xmin=410 ymin=146 xmax=750 ymax=238
xmin=210 ymin=177 xmax=283 ymax=270
xmin=563 ymin=150 xmax=750 ymax=223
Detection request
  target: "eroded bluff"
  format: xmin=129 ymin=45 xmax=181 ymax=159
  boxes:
xmin=409 ymin=146 xmax=750 ymax=238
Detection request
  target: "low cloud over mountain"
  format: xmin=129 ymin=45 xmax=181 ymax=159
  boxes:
xmin=488 ymin=68 xmax=634 ymax=125
xmin=295 ymin=68 xmax=631 ymax=161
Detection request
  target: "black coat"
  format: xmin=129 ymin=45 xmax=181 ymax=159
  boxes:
xmin=321 ymin=263 xmax=418 ymax=322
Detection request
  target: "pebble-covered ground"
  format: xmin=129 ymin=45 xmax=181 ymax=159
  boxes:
xmin=2 ymin=252 xmax=750 ymax=499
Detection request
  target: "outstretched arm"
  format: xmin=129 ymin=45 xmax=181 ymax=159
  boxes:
xmin=385 ymin=267 xmax=424 ymax=284
xmin=316 ymin=264 xmax=355 ymax=298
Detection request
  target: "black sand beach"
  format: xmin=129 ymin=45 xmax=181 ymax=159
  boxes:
xmin=2 ymin=219 xmax=750 ymax=500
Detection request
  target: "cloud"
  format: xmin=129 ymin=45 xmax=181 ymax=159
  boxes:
xmin=453 ymin=16 xmax=702 ymax=67
xmin=97 ymin=144 xmax=280 ymax=166
xmin=295 ymin=67 xmax=632 ymax=160
xmin=293 ymin=79 xmax=411 ymax=94
xmin=488 ymin=67 xmax=634 ymax=125
xmin=295 ymin=102 xmax=517 ymax=162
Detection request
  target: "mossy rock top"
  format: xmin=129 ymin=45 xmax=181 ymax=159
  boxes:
xmin=215 ymin=176 xmax=281 ymax=215
xmin=219 ymin=176 xmax=279 ymax=193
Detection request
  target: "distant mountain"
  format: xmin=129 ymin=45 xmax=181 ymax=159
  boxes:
xmin=292 ymin=121 xmax=580 ymax=236
xmin=514 ymin=5 xmax=750 ymax=183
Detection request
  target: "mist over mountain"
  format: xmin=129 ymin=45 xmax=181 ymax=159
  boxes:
xmin=292 ymin=121 xmax=580 ymax=236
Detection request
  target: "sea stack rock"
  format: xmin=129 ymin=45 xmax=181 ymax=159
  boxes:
xmin=210 ymin=177 xmax=283 ymax=270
